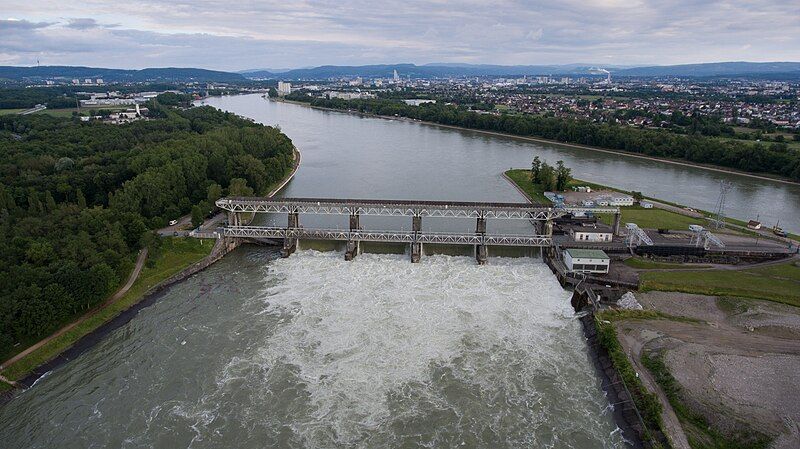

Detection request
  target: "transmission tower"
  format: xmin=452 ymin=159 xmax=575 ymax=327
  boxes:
xmin=710 ymin=181 xmax=732 ymax=229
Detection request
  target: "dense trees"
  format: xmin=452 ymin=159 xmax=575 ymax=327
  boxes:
xmin=305 ymin=97 xmax=800 ymax=182
xmin=0 ymin=103 xmax=294 ymax=356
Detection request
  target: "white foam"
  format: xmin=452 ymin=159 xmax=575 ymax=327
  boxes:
xmin=222 ymin=250 xmax=623 ymax=447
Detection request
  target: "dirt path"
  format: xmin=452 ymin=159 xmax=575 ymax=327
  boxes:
xmin=0 ymin=248 xmax=149 ymax=371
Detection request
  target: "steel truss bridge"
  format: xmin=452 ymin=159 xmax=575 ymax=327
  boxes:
xmin=215 ymin=197 xmax=620 ymax=263
xmin=224 ymin=226 xmax=553 ymax=246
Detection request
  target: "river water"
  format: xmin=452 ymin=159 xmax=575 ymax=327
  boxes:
xmin=3 ymin=93 xmax=796 ymax=448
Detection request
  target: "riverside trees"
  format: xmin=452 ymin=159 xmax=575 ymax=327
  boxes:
xmin=0 ymin=101 xmax=294 ymax=357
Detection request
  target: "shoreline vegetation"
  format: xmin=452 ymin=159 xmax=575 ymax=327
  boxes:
xmin=271 ymin=96 xmax=800 ymax=186
xmin=0 ymin=96 xmax=300 ymax=392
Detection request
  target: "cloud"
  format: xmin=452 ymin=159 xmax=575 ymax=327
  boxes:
xmin=0 ymin=0 xmax=797 ymax=69
xmin=0 ymin=18 xmax=52 ymax=30
xmin=64 ymin=18 xmax=118 ymax=30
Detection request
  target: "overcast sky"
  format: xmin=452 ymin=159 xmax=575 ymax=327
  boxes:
xmin=2 ymin=1 xmax=799 ymax=70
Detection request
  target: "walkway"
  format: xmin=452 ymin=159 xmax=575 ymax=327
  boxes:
xmin=0 ymin=249 xmax=149 ymax=373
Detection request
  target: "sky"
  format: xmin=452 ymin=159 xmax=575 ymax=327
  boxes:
xmin=1 ymin=0 xmax=799 ymax=71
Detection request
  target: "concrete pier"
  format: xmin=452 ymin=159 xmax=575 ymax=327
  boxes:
xmin=476 ymin=217 xmax=486 ymax=234
xmin=282 ymin=211 xmax=300 ymax=258
xmin=612 ymin=212 xmax=621 ymax=235
xmin=344 ymin=240 xmax=359 ymax=261
xmin=410 ymin=242 xmax=422 ymax=263
xmin=475 ymin=244 xmax=488 ymax=265
xmin=345 ymin=213 xmax=361 ymax=261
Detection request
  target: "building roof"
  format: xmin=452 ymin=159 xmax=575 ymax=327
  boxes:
xmin=565 ymin=248 xmax=610 ymax=259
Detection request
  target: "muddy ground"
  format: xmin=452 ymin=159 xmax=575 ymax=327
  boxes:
xmin=614 ymin=292 xmax=800 ymax=448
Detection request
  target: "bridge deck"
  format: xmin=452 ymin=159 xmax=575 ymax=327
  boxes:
xmin=216 ymin=197 xmax=618 ymax=219
xmin=225 ymin=226 xmax=553 ymax=246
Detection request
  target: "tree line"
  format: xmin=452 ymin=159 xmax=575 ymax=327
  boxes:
xmin=298 ymin=96 xmax=800 ymax=181
xmin=0 ymin=98 xmax=294 ymax=357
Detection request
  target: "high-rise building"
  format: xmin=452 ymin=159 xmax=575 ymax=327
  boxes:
xmin=393 ymin=69 xmax=399 ymax=81
xmin=277 ymin=81 xmax=292 ymax=96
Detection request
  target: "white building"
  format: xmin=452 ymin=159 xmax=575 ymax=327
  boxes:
xmin=277 ymin=81 xmax=292 ymax=96
xmin=563 ymin=249 xmax=610 ymax=274
xmin=570 ymin=226 xmax=613 ymax=243
xmin=403 ymin=99 xmax=436 ymax=106
xmin=640 ymin=201 xmax=654 ymax=209
xmin=595 ymin=194 xmax=634 ymax=207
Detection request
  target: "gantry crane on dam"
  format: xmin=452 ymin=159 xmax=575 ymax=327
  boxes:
xmin=216 ymin=197 xmax=621 ymax=264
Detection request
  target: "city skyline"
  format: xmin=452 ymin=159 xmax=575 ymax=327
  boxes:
xmin=2 ymin=0 xmax=799 ymax=70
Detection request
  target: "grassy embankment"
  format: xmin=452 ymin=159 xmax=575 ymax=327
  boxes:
xmin=505 ymin=169 xmax=705 ymax=230
xmin=640 ymin=261 xmax=800 ymax=307
xmin=0 ymin=237 xmax=212 ymax=382
xmin=0 ymin=108 xmax=25 ymax=116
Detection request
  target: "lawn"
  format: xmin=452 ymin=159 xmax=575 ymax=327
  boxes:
xmin=624 ymin=257 xmax=711 ymax=270
xmin=0 ymin=237 xmax=213 ymax=381
xmin=599 ymin=207 xmax=703 ymax=231
xmin=504 ymin=169 xmax=552 ymax=203
xmin=0 ymin=108 xmax=25 ymax=116
xmin=640 ymin=261 xmax=800 ymax=307
xmin=33 ymin=108 xmax=82 ymax=118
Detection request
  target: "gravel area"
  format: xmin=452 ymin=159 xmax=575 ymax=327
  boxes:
xmin=617 ymin=292 xmax=800 ymax=447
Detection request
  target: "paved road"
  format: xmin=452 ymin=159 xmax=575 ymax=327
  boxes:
xmin=0 ymin=249 xmax=149 ymax=372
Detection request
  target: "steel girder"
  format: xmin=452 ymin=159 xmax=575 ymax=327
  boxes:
xmin=223 ymin=226 xmax=552 ymax=246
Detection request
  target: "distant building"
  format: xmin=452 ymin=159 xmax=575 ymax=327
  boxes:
xmin=594 ymin=194 xmax=634 ymax=207
xmin=640 ymin=201 xmax=654 ymax=209
xmin=277 ymin=81 xmax=292 ymax=96
xmin=393 ymin=69 xmax=399 ymax=81
xmin=96 ymin=78 xmax=104 ymax=84
xmin=747 ymin=220 xmax=762 ymax=230
xmin=563 ymin=249 xmax=610 ymax=274
xmin=403 ymin=99 xmax=436 ymax=106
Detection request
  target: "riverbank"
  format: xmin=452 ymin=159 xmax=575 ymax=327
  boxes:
xmin=272 ymin=97 xmax=800 ymax=187
xmin=0 ymin=238 xmax=215 ymax=394
xmin=0 ymin=140 xmax=304 ymax=398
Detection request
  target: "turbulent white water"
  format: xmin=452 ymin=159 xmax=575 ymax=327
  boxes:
xmin=0 ymin=249 xmax=626 ymax=448
xmin=214 ymin=251 xmax=625 ymax=448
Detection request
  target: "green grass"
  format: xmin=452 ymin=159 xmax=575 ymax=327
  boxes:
xmin=504 ymin=169 xmax=552 ymax=203
xmin=0 ymin=108 xmax=25 ymax=116
xmin=640 ymin=262 xmax=800 ymax=307
xmin=599 ymin=206 xmax=703 ymax=230
xmin=33 ymin=108 xmax=82 ymax=118
xmin=624 ymin=257 xmax=711 ymax=270
xmin=0 ymin=380 xmax=12 ymax=393
xmin=0 ymin=237 xmax=213 ymax=381
xmin=642 ymin=351 xmax=771 ymax=449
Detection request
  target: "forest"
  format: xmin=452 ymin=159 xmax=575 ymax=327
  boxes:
xmin=0 ymin=99 xmax=294 ymax=357
xmin=294 ymin=95 xmax=800 ymax=181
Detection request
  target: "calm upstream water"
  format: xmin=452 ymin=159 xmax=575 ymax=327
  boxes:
xmin=3 ymin=93 xmax=798 ymax=448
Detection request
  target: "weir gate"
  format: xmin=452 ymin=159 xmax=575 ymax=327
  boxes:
xmin=216 ymin=197 xmax=620 ymax=264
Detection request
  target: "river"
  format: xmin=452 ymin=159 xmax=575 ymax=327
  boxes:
xmin=3 ymin=93 xmax=796 ymax=448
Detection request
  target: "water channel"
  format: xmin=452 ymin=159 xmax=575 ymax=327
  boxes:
xmin=2 ymin=94 xmax=798 ymax=448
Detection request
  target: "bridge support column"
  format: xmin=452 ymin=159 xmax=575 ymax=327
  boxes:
xmin=288 ymin=211 xmax=299 ymax=228
xmin=412 ymin=215 xmax=422 ymax=232
xmin=410 ymin=242 xmax=422 ymax=263
xmin=345 ymin=240 xmax=359 ymax=261
xmin=612 ymin=212 xmax=621 ymax=236
xmin=475 ymin=244 xmax=488 ymax=265
xmin=476 ymin=217 xmax=486 ymax=234
xmin=350 ymin=213 xmax=360 ymax=231
xmin=228 ymin=211 xmax=240 ymax=227
xmin=281 ymin=237 xmax=297 ymax=258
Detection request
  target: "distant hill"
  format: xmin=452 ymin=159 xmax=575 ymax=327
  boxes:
xmin=614 ymin=62 xmax=800 ymax=77
xmin=243 ymin=63 xmax=607 ymax=79
xmin=243 ymin=61 xmax=800 ymax=80
xmin=0 ymin=66 xmax=247 ymax=83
